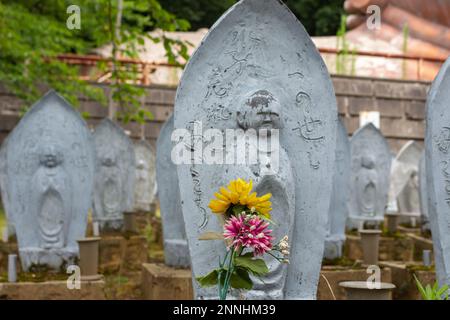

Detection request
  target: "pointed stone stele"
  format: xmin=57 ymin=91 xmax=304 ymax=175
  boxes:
xmin=92 ymin=118 xmax=136 ymax=231
xmin=388 ymin=141 xmax=422 ymax=222
xmin=348 ymin=123 xmax=391 ymax=229
xmin=156 ymin=114 xmax=190 ymax=268
xmin=174 ymin=0 xmax=337 ymax=299
xmin=5 ymin=90 xmax=95 ymax=271
xmin=324 ymin=120 xmax=351 ymax=260
xmin=424 ymin=57 xmax=450 ymax=287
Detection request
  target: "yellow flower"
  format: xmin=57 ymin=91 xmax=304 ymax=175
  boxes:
xmin=208 ymin=178 xmax=272 ymax=218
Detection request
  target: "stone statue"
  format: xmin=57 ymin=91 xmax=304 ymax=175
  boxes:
xmin=388 ymin=141 xmax=422 ymax=223
xmin=424 ymin=57 xmax=450 ymax=287
xmin=156 ymin=114 xmax=190 ymax=268
xmin=348 ymin=123 xmax=391 ymax=228
xmin=92 ymin=118 xmax=135 ymax=230
xmin=418 ymin=152 xmax=430 ymax=234
xmin=174 ymin=0 xmax=337 ymax=299
xmin=133 ymin=140 xmax=156 ymax=212
xmin=0 ymin=138 xmax=14 ymax=236
xmin=324 ymin=120 xmax=350 ymax=260
xmin=5 ymin=90 xmax=95 ymax=271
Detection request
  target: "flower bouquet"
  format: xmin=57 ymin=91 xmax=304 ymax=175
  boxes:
xmin=196 ymin=178 xmax=289 ymax=300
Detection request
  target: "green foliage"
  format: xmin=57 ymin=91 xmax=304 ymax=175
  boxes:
xmin=288 ymin=0 xmax=345 ymax=36
xmin=0 ymin=1 xmax=104 ymax=108
xmin=414 ymin=275 xmax=449 ymax=300
xmin=402 ymin=23 xmax=409 ymax=79
xmin=161 ymin=0 xmax=345 ymax=36
xmin=235 ymin=253 xmax=269 ymax=276
xmin=196 ymin=251 xmax=269 ymax=297
xmin=0 ymin=0 xmax=189 ymax=123
xmin=0 ymin=204 xmax=5 ymax=231
xmin=197 ymin=269 xmax=220 ymax=287
xmin=230 ymin=268 xmax=252 ymax=290
xmin=335 ymin=15 xmax=356 ymax=76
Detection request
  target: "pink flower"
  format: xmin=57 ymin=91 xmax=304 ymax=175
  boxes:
xmin=223 ymin=214 xmax=273 ymax=256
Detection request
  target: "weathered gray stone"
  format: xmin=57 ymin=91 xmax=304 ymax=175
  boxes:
xmin=324 ymin=120 xmax=350 ymax=260
xmin=418 ymin=152 xmax=430 ymax=233
xmin=5 ymin=91 xmax=95 ymax=271
xmin=156 ymin=114 xmax=190 ymax=268
xmin=0 ymin=137 xmax=14 ymax=235
xmin=133 ymin=140 xmax=156 ymax=212
xmin=348 ymin=123 xmax=391 ymax=228
xmin=425 ymin=57 xmax=450 ymax=287
xmin=174 ymin=0 xmax=337 ymax=299
xmin=92 ymin=118 xmax=135 ymax=231
xmin=388 ymin=141 xmax=422 ymax=222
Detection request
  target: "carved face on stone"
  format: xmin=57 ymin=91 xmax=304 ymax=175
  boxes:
xmin=410 ymin=171 xmax=419 ymax=189
xmin=237 ymin=90 xmax=282 ymax=130
xmin=361 ymin=155 xmax=375 ymax=170
xmin=101 ymin=150 xmax=117 ymax=167
xmin=39 ymin=145 xmax=63 ymax=168
xmin=136 ymin=159 xmax=147 ymax=170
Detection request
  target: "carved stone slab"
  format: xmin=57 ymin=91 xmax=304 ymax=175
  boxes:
xmin=92 ymin=118 xmax=135 ymax=230
xmin=418 ymin=151 xmax=430 ymax=233
xmin=0 ymin=138 xmax=14 ymax=234
xmin=388 ymin=141 xmax=422 ymax=219
xmin=156 ymin=114 xmax=189 ymax=268
xmin=5 ymin=91 xmax=95 ymax=271
xmin=425 ymin=57 xmax=450 ymax=287
xmin=348 ymin=123 xmax=391 ymax=228
xmin=324 ymin=120 xmax=350 ymax=260
xmin=174 ymin=0 xmax=337 ymax=299
xmin=133 ymin=140 xmax=156 ymax=212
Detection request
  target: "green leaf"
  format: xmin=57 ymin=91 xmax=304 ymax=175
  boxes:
xmin=230 ymin=204 xmax=248 ymax=216
xmin=414 ymin=274 xmax=428 ymax=300
xmin=235 ymin=255 xmax=269 ymax=276
xmin=230 ymin=268 xmax=253 ymax=290
xmin=196 ymin=270 xmax=219 ymax=287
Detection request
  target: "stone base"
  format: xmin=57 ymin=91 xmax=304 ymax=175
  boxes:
xmin=407 ymin=233 xmax=434 ymax=262
xmin=0 ymin=279 xmax=105 ymax=300
xmin=1 ymin=235 xmax=148 ymax=275
xmin=104 ymin=271 xmax=142 ymax=300
xmin=344 ymin=234 xmax=414 ymax=262
xmin=317 ymin=265 xmax=392 ymax=300
xmin=141 ymin=263 xmax=193 ymax=300
xmin=397 ymin=226 xmax=421 ymax=235
xmin=379 ymin=261 xmax=435 ymax=300
xmin=99 ymin=235 xmax=148 ymax=273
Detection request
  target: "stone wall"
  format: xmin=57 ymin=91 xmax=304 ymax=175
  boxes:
xmin=0 ymin=75 xmax=429 ymax=152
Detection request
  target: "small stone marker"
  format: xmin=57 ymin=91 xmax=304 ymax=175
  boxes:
xmin=324 ymin=119 xmax=351 ymax=260
xmin=92 ymin=118 xmax=136 ymax=230
xmin=348 ymin=123 xmax=391 ymax=228
xmin=5 ymin=91 xmax=95 ymax=271
xmin=8 ymin=254 xmax=17 ymax=283
xmin=156 ymin=114 xmax=190 ymax=268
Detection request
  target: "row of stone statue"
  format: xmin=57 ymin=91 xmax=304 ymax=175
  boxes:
xmin=159 ymin=0 xmax=450 ymax=300
xmin=1 ymin=0 xmax=449 ymax=301
xmin=0 ymin=91 xmax=157 ymax=271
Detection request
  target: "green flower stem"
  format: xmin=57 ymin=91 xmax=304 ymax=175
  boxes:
xmin=219 ymin=247 xmax=236 ymax=300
